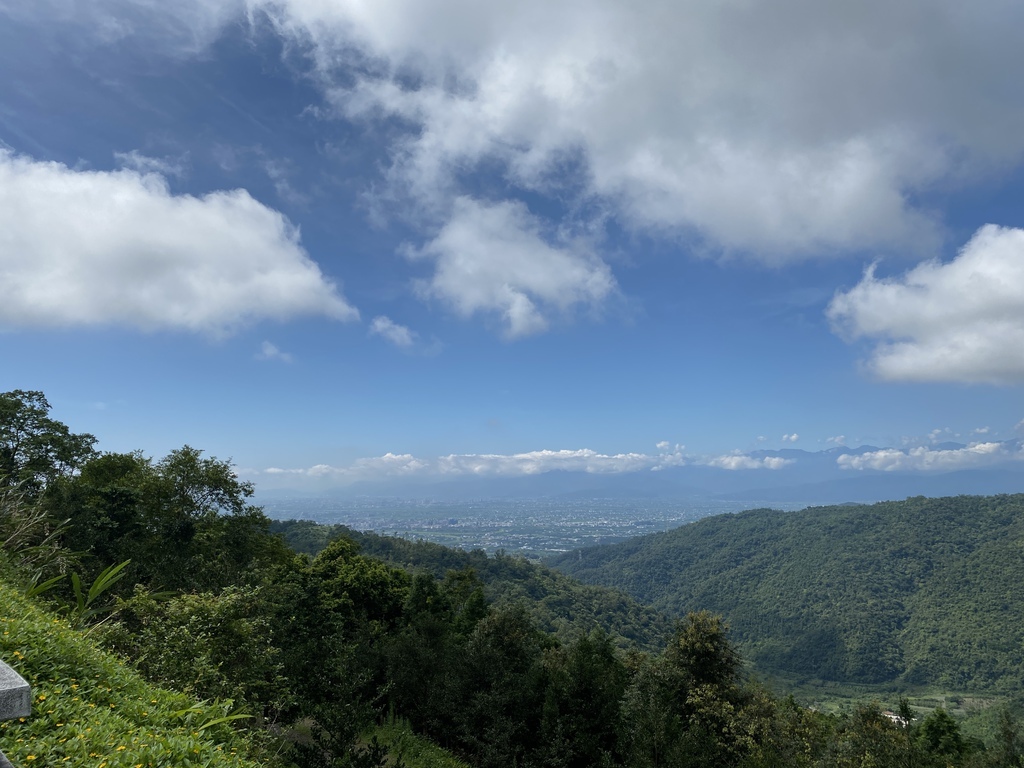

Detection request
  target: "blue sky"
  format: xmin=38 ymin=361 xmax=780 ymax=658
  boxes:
xmin=3 ymin=0 xmax=1024 ymax=492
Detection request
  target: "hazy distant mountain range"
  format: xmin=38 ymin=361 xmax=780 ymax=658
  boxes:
xmin=258 ymin=440 xmax=1024 ymax=504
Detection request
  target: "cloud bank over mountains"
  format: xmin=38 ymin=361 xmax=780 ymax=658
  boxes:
xmin=252 ymin=438 xmax=1024 ymax=493
xmin=836 ymin=441 xmax=1024 ymax=472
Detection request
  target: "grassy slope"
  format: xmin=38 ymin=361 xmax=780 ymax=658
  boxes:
xmin=551 ymin=494 xmax=1024 ymax=691
xmin=0 ymin=564 xmax=269 ymax=768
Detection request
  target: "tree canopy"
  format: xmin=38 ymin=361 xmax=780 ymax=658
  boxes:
xmin=0 ymin=389 xmax=96 ymax=495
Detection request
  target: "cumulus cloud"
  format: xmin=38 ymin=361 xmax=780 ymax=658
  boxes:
xmin=704 ymin=454 xmax=793 ymax=471
xmin=260 ymin=0 xmax=1024 ymax=262
xmin=256 ymin=341 xmax=293 ymax=363
xmin=20 ymin=0 xmax=1024 ymax=333
xmin=829 ymin=224 xmax=1024 ymax=383
xmin=370 ymin=316 xmax=416 ymax=347
xmin=782 ymin=433 xmax=800 ymax=443
xmin=826 ymin=435 xmax=847 ymax=445
xmin=0 ymin=151 xmax=358 ymax=334
xmin=406 ymin=197 xmax=615 ymax=337
xmin=837 ymin=442 xmax=1023 ymax=471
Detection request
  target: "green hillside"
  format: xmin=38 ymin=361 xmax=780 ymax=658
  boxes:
xmin=271 ymin=519 xmax=673 ymax=650
xmin=550 ymin=494 xmax=1024 ymax=690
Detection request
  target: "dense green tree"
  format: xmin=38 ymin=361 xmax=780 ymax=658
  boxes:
xmin=46 ymin=450 xmax=151 ymax=566
xmin=458 ymin=604 xmax=550 ymax=767
xmin=261 ymin=555 xmax=377 ymax=767
xmin=829 ymin=704 xmax=907 ymax=768
xmin=0 ymin=389 xmax=96 ymax=495
xmin=538 ymin=629 xmax=627 ymax=768
xmin=664 ymin=611 xmax=740 ymax=691
xmin=918 ymin=708 xmax=967 ymax=763
xmin=308 ymin=537 xmax=411 ymax=635
xmin=620 ymin=653 xmax=686 ymax=768
xmin=990 ymin=708 xmax=1024 ymax=768
xmin=47 ymin=446 xmax=290 ymax=591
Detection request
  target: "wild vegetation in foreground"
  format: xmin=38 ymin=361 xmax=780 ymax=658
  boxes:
xmin=4 ymin=389 xmax=1024 ymax=767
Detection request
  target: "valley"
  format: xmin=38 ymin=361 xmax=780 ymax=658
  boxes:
xmin=257 ymin=495 xmax=809 ymax=556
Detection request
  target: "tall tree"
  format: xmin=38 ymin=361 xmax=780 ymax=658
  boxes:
xmin=48 ymin=445 xmax=289 ymax=591
xmin=538 ymin=629 xmax=627 ymax=768
xmin=0 ymin=390 xmax=95 ymax=496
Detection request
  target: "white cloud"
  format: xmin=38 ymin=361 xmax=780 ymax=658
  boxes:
xmin=406 ymin=197 xmax=615 ymax=338
xmin=263 ymin=453 xmax=431 ymax=478
xmin=369 ymin=316 xmax=416 ymax=347
xmin=258 ymin=0 xmax=1024 ymax=262
xmin=837 ymin=442 xmax=1023 ymax=472
xmin=973 ymin=426 xmax=990 ymax=435
xmin=826 ymin=435 xmax=847 ymax=445
xmin=656 ymin=441 xmax=670 ymax=450
xmin=114 ymin=150 xmax=188 ymax=178
xmin=256 ymin=341 xmax=293 ymax=363
xmin=829 ymin=224 xmax=1024 ymax=383
xmin=437 ymin=448 xmax=668 ymax=476
xmin=258 ymin=440 xmax=881 ymax=486
xmin=782 ymin=433 xmax=800 ymax=443
xmin=261 ymin=157 xmax=309 ymax=206
xmin=0 ymin=151 xmax=358 ymax=334
xmin=258 ymin=446 xmax=695 ymax=483
xmin=705 ymin=454 xmax=793 ymax=471
xmin=20 ymin=0 xmax=1024 ymax=333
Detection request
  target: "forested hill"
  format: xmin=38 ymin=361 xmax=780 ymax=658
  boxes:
xmin=550 ymin=494 xmax=1024 ymax=690
xmin=271 ymin=519 xmax=673 ymax=650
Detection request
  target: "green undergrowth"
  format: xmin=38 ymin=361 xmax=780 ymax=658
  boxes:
xmin=0 ymin=569 xmax=269 ymax=768
xmin=369 ymin=717 xmax=471 ymax=768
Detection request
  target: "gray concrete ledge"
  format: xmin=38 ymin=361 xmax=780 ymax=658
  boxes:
xmin=0 ymin=658 xmax=30 ymax=767
xmin=0 ymin=658 xmax=30 ymax=720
